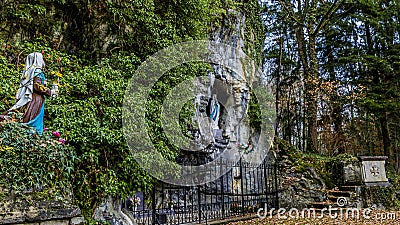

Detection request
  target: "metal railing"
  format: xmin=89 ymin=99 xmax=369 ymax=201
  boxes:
xmin=123 ymin=158 xmax=281 ymax=225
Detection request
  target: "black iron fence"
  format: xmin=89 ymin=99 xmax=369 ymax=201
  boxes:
xmin=123 ymin=158 xmax=281 ymax=224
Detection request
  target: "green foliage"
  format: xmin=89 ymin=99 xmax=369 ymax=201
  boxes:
xmin=362 ymin=185 xmax=396 ymax=209
xmin=242 ymin=0 xmax=265 ymax=64
xmin=47 ymin=53 xmax=155 ymax=216
xmin=146 ymin=63 xmax=210 ymax=158
xmin=248 ymin=91 xmax=262 ymax=131
xmin=0 ymin=122 xmax=75 ymax=196
xmin=0 ymin=39 xmax=152 ymax=216
xmin=385 ymin=165 xmax=400 ymax=209
xmin=0 ymin=0 xmax=226 ymax=58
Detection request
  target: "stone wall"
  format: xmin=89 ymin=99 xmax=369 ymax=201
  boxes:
xmin=278 ymin=166 xmax=327 ymax=209
xmin=0 ymin=189 xmax=84 ymax=225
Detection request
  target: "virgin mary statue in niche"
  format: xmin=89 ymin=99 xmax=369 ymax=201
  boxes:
xmin=6 ymin=52 xmax=57 ymax=134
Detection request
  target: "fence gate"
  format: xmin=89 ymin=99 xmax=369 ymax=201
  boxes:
xmin=123 ymin=158 xmax=280 ymax=224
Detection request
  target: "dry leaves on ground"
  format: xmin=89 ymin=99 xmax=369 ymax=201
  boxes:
xmin=228 ymin=210 xmax=400 ymax=225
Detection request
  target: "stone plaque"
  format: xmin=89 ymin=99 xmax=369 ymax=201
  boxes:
xmin=359 ymin=156 xmax=390 ymax=186
xmin=343 ymin=163 xmax=362 ymax=185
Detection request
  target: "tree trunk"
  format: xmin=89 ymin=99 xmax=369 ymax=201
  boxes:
xmin=380 ymin=113 xmax=392 ymax=160
xmin=275 ymin=37 xmax=283 ymax=137
xmin=325 ymin=29 xmax=345 ymax=154
xmin=306 ymin=32 xmax=319 ymax=153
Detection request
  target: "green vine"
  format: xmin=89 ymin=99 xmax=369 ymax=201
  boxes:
xmin=0 ymin=122 xmax=76 ymax=196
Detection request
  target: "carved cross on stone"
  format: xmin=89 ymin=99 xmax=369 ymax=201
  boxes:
xmin=370 ymin=166 xmax=380 ymax=177
xmin=359 ymin=156 xmax=390 ymax=186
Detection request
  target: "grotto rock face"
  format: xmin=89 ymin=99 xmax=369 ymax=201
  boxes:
xmin=177 ymin=10 xmax=258 ymax=166
xmin=159 ymin=8 xmax=266 ymax=210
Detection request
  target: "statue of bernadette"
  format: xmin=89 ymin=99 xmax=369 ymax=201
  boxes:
xmin=20 ymin=69 xmax=51 ymax=134
xmin=3 ymin=52 xmax=56 ymax=135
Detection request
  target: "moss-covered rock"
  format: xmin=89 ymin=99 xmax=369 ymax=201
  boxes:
xmin=275 ymin=139 xmax=361 ymax=189
xmin=274 ymin=138 xmax=400 ymax=211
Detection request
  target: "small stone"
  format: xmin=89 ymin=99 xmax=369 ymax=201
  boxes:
xmin=70 ymin=216 xmax=85 ymax=225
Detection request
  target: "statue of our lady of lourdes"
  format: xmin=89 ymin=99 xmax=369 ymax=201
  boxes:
xmin=0 ymin=52 xmax=58 ymax=134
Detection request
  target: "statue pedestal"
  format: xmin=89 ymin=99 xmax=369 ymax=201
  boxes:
xmin=359 ymin=156 xmax=391 ymax=187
